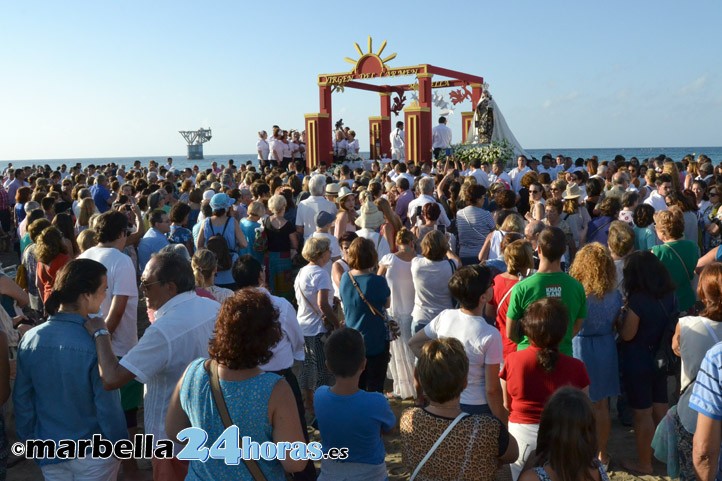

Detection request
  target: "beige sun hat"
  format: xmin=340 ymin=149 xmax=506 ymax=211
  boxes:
xmin=355 ymin=200 xmax=385 ymax=229
xmin=562 ymin=184 xmax=582 ymax=199
xmin=325 ymin=183 xmax=340 ymax=195
xmin=337 ymin=186 xmax=354 ymax=202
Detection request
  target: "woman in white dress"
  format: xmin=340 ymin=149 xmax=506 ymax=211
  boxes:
xmin=378 ymin=228 xmax=418 ymax=399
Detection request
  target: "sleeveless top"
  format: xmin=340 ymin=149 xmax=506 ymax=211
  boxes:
xmin=180 ymin=358 xmax=286 ymax=481
xmin=533 ymin=460 xmax=609 ymax=481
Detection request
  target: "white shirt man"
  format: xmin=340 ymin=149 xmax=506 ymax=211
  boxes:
xmin=269 ymin=137 xmax=284 ymax=164
xmin=643 ymin=175 xmax=673 ymax=212
xmin=120 ymin=289 xmax=219 ymax=451
xmin=296 ymin=175 xmax=338 ymax=240
xmin=509 ymin=157 xmax=531 ymax=192
xmin=79 ymin=241 xmax=138 ymax=357
xmin=407 ymin=194 xmax=451 ymax=227
xmin=431 ymin=120 xmax=453 ymax=150
xmin=87 ymin=253 xmax=221 ymax=466
xmin=469 ymin=166 xmax=490 ymax=188
xmin=488 ymin=162 xmax=512 ymax=187
xmin=390 ymin=123 xmax=405 ymax=161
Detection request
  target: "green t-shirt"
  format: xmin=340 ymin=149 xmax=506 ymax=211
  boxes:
xmin=651 ymin=240 xmax=699 ymax=312
xmin=506 ymin=271 xmax=587 ymax=356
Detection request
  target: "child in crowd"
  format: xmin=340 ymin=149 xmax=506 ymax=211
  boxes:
xmin=312 ymin=211 xmax=341 ymax=277
xmin=314 ymin=328 xmax=395 ymax=480
xmin=632 ymin=203 xmax=660 ymax=250
xmin=501 ymin=297 xmax=590 ymax=480
xmin=618 ymin=191 xmax=639 ymax=226
xmin=520 ymin=387 xmax=609 ymax=481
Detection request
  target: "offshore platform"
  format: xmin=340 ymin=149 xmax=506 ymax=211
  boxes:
xmin=179 ymin=128 xmax=212 ymax=160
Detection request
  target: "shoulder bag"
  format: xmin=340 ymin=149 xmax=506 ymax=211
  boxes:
xmin=347 ymin=272 xmax=400 ymax=341
xmin=409 ymin=412 xmax=470 ymax=481
xmin=205 ymin=359 xmax=268 ymax=481
xmin=663 ymin=243 xmax=699 ymax=295
xmin=654 ymin=297 xmax=681 ymax=375
xmin=299 ymin=287 xmax=334 ymax=333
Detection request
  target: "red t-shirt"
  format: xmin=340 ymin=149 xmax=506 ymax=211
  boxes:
xmin=499 ymin=345 xmax=589 ymax=424
xmin=488 ymin=274 xmax=519 ymax=360
xmin=37 ymin=253 xmax=71 ymax=303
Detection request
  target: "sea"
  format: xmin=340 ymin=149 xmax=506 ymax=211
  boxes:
xmin=1 ymin=146 xmax=721 ymax=171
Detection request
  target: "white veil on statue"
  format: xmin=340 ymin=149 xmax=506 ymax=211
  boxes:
xmin=466 ymin=89 xmax=528 ymax=158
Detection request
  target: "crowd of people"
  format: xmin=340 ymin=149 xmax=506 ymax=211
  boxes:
xmin=1 ymin=141 xmax=722 ymax=481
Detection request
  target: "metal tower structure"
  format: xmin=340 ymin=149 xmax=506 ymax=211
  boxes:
xmin=179 ymin=128 xmax=212 ymax=160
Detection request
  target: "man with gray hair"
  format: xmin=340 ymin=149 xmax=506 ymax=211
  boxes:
xmin=296 ymin=174 xmax=337 ymax=240
xmin=235 ymin=188 xmax=252 ymax=219
xmin=85 ymin=251 xmax=220 ymax=480
xmin=406 ymin=176 xmax=451 ymax=227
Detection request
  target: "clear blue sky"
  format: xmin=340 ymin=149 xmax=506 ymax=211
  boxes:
xmin=1 ymin=0 xmax=720 ymax=160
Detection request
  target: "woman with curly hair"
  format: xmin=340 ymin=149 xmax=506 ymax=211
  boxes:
xmin=166 ymin=288 xmax=308 ymax=480
xmin=569 ymin=244 xmax=622 ymax=468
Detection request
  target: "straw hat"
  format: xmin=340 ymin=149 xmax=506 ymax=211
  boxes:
xmin=325 ymin=183 xmax=340 ymax=195
xmin=355 ymin=200 xmax=385 ymax=229
xmin=337 ymin=186 xmax=354 ymax=202
xmin=562 ymin=184 xmax=582 ymax=200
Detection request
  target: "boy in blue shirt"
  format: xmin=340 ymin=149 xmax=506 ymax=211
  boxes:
xmin=314 ymin=328 xmax=396 ymax=480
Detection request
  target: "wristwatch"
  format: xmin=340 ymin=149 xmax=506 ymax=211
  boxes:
xmin=92 ymin=328 xmax=110 ymax=340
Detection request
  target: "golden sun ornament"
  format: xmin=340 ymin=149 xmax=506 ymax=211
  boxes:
xmin=343 ymin=37 xmax=397 ymax=75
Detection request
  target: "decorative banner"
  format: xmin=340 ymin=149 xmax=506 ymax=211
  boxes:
xmin=450 ymin=84 xmax=472 ymax=105
xmin=391 ymin=93 xmax=407 ymax=117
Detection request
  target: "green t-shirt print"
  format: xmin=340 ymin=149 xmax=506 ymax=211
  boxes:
xmin=506 ymin=272 xmax=587 ymax=356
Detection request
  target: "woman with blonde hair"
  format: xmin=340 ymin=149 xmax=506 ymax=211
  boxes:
xmin=192 ymin=249 xmax=234 ymax=304
xmin=652 ymin=207 xmax=699 ymax=314
xmin=294 ymin=237 xmax=340 ymax=416
xmin=569 ymin=243 xmax=622 ymax=469
xmin=479 ymin=213 xmax=525 ymax=262
xmin=333 ymin=187 xmax=357 ymax=239
xmin=549 ymin=179 xmax=567 ymax=201
xmin=35 ymin=226 xmax=71 ymax=304
xmin=485 ymin=239 xmax=535 ymax=362
xmin=562 ymin=184 xmax=589 ymax=248
xmin=525 ymin=181 xmax=546 ymax=223
xmin=75 ymin=197 xmax=97 ymax=235
xmin=238 ymin=201 xmax=265 ymax=264
xmin=684 ymin=161 xmax=699 ymax=190
xmin=263 ymin=194 xmax=298 ymax=301
xmin=663 ymin=160 xmax=682 ymax=193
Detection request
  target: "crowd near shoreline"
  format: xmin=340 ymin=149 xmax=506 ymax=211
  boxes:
xmin=2 ymin=130 xmax=722 ymax=481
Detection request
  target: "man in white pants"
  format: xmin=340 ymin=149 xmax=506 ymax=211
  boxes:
xmin=390 ymin=121 xmax=405 ymax=161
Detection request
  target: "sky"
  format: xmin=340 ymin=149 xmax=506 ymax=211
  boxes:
xmin=1 ymin=0 xmax=721 ymax=161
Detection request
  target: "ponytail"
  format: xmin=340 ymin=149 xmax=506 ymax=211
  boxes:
xmin=537 ymin=347 xmax=560 ymax=373
xmin=45 ymin=291 xmax=62 ymax=316
xmin=46 ymin=259 xmax=107 ymax=316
